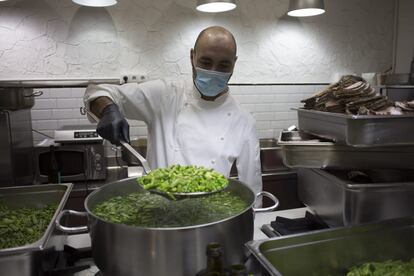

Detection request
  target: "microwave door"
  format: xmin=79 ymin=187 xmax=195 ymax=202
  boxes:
xmin=36 ymin=147 xmax=88 ymax=183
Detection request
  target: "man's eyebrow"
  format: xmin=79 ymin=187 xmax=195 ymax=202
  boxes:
xmin=199 ymin=56 xmax=212 ymax=61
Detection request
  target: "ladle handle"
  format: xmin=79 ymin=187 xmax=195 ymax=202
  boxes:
xmin=120 ymin=141 xmax=151 ymax=174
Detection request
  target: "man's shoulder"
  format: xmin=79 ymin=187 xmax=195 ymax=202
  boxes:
xmin=160 ymin=76 xmax=190 ymax=87
xmin=139 ymin=77 xmax=189 ymax=96
xmin=156 ymin=77 xmax=192 ymax=94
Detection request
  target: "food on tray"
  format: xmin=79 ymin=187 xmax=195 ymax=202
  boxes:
xmin=301 ymin=75 xmax=412 ymax=115
xmin=0 ymin=204 xmax=57 ymax=249
xmin=346 ymin=259 xmax=414 ymax=276
xmin=93 ymin=191 xmax=248 ymax=227
xmin=137 ymin=165 xmax=228 ymax=195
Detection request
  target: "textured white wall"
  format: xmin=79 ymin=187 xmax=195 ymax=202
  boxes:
xmin=0 ymin=0 xmax=395 ymax=83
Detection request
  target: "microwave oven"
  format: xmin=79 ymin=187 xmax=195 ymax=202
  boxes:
xmin=34 ymin=143 xmax=106 ymax=183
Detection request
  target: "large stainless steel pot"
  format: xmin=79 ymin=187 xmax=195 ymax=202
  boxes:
xmin=56 ymin=177 xmax=278 ymax=276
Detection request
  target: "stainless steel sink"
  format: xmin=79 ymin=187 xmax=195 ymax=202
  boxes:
xmin=260 ymin=138 xmax=279 ymax=149
xmin=259 ymin=139 xmax=289 ymax=172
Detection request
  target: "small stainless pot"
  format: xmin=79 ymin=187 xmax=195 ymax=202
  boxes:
xmin=56 ymin=177 xmax=278 ymax=276
xmin=0 ymin=88 xmax=42 ymax=110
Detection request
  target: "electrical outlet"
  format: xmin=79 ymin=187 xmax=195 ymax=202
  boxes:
xmin=120 ymin=74 xmax=146 ymax=84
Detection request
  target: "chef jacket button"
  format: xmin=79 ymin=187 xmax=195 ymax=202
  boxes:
xmin=227 ymin=112 xmax=231 ymax=116
xmin=220 ymin=137 xmax=224 ymax=141
xmin=211 ymin=160 xmax=215 ymax=164
xmin=184 ymin=103 xmax=189 ymax=107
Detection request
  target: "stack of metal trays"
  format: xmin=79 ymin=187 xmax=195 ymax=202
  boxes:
xmin=247 ymin=216 xmax=414 ymax=276
xmin=0 ymin=184 xmax=73 ymax=276
xmin=278 ymin=130 xmax=414 ymax=169
xmin=283 ymin=109 xmax=414 ymax=227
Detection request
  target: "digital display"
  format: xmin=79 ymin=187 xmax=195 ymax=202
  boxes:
xmin=74 ymin=131 xmax=98 ymax=139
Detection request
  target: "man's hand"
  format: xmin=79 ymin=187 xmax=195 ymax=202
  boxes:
xmin=97 ymin=104 xmax=130 ymax=145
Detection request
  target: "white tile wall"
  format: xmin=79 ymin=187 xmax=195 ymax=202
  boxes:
xmin=31 ymin=84 xmax=326 ymax=144
xmin=231 ymin=84 xmax=326 ymax=138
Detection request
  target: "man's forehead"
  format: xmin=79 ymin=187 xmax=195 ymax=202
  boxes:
xmin=195 ymin=34 xmax=236 ymax=56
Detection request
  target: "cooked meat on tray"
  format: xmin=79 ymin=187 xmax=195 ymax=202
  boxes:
xmin=301 ymin=75 xmax=413 ymax=115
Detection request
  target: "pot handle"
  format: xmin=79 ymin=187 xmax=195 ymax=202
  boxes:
xmin=253 ymin=191 xmax=280 ymax=213
xmin=55 ymin=210 xmax=89 ymax=234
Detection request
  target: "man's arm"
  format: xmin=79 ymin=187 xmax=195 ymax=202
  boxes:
xmin=90 ymin=96 xmax=114 ymax=118
xmin=83 ymin=80 xmax=169 ymax=145
xmin=84 ymin=80 xmax=169 ymax=124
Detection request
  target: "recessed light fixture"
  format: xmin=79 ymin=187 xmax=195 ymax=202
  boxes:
xmin=287 ymin=0 xmax=325 ymax=17
xmin=72 ymin=0 xmax=117 ymax=7
xmin=196 ymin=0 xmax=237 ymax=13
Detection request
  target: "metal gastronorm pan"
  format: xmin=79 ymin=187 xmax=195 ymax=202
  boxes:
xmin=297 ymin=108 xmax=414 ymax=147
xmin=0 ymin=184 xmax=73 ymax=276
xmin=246 ymin=216 xmax=414 ymax=276
xmin=278 ymin=130 xmax=414 ymax=169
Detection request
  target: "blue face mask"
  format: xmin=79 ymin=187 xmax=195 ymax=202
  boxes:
xmin=194 ymin=67 xmax=232 ymax=98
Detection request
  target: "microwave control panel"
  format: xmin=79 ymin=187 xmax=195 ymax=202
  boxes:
xmin=74 ymin=131 xmax=99 ymax=139
xmin=55 ymin=125 xmax=103 ymax=143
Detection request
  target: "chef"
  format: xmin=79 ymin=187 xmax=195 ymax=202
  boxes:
xmin=84 ymin=26 xmax=262 ymax=195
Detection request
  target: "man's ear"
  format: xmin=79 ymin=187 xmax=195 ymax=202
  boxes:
xmin=231 ymin=55 xmax=238 ymax=71
xmin=190 ymin=48 xmax=195 ymax=63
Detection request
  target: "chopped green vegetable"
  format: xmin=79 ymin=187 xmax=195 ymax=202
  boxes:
xmin=347 ymin=259 xmax=414 ymax=276
xmin=93 ymin=191 xmax=248 ymax=228
xmin=137 ymin=165 xmax=228 ymax=196
xmin=0 ymin=203 xmax=57 ymax=249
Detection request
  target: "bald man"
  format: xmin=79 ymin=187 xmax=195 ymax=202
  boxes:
xmin=84 ymin=26 xmax=262 ymax=195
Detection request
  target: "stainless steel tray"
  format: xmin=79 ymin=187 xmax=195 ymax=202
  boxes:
xmin=0 ymin=184 xmax=73 ymax=255
xmin=246 ymin=216 xmax=414 ymax=276
xmin=298 ymin=168 xmax=414 ymax=227
xmin=278 ymin=131 xmax=414 ymax=169
xmin=297 ymin=108 xmax=414 ymax=147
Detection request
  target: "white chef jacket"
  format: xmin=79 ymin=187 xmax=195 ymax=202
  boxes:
xmin=84 ymin=78 xmax=262 ymax=195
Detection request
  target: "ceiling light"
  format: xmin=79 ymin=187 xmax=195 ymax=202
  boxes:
xmin=196 ymin=0 xmax=236 ymax=13
xmin=287 ymin=0 xmax=325 ymax=17
xmin=72 ymin=0 xmax=117 ymax=7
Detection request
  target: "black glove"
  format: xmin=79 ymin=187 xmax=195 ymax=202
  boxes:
xmin=97 ymin=104 xmax=130 ymax=145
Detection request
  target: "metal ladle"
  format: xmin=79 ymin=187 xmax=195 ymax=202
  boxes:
xmin=80 ymin=107 xmax=228 ymax=200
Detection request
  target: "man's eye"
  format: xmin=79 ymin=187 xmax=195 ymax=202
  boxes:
xmin=218 ymin=65 xmax=231 ymax=71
